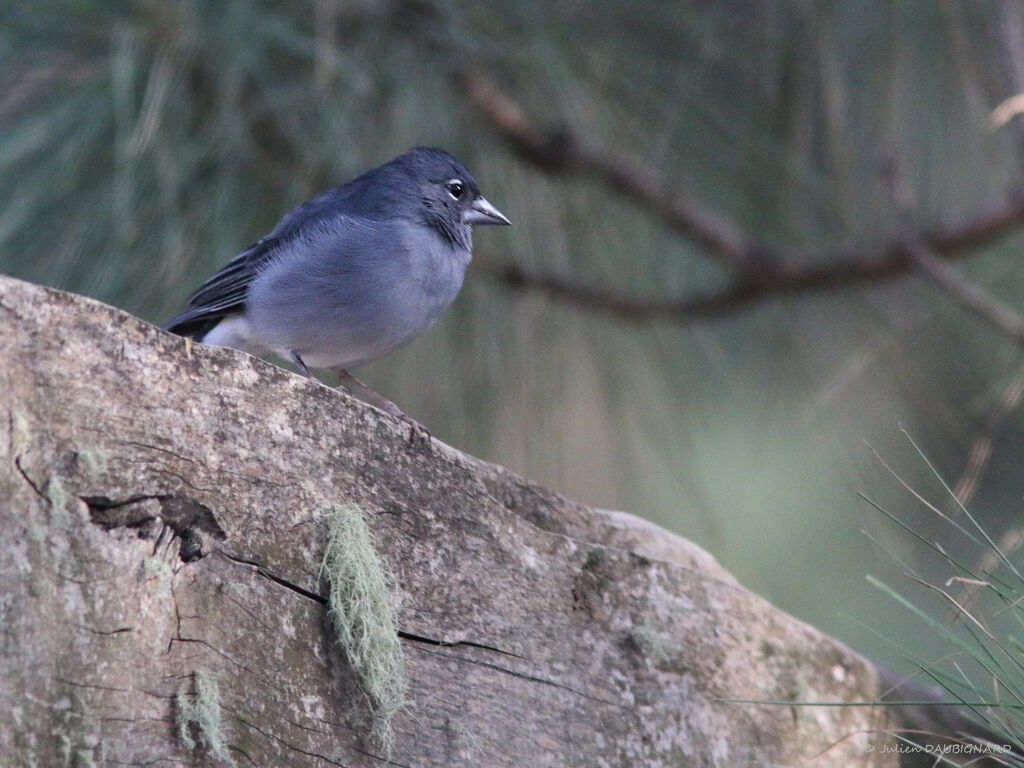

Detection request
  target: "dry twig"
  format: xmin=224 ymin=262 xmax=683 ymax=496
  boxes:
xmin=904 ymin=240 xmax=1024 ymax=345
xmin=461 ymin=70 xmax=1024 ymax=330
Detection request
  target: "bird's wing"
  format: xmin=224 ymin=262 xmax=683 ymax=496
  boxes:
xmin=162 ymin=186 xmax=353 ymax=338
xmin=161 ymin=235 xmax=281 ymax=338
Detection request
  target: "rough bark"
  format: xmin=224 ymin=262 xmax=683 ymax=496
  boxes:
xmin=0 ymin=274 xmax=895 ymax=767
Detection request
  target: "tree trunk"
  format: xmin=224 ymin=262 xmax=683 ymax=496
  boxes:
xmin=0 ymin=274 xmax=894 ymax=767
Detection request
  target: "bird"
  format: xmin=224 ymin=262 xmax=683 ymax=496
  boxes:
xmin=163 ymin=146 xmax=510 ymax=443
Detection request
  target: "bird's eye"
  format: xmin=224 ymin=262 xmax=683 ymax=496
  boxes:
xmin=446 ymin=180 xmax=465 ymax=200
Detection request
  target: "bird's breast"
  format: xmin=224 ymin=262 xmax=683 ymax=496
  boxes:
xmin=244 ymin=224 xmax=470 ymax=370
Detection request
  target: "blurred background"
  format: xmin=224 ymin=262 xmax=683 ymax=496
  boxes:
xmin=4 ymin=0 xmax=1024 ymax=680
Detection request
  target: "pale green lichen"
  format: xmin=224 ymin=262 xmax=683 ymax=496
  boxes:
xmin=631 ymin=624 xmax=671 ymax=662
xmin=58 ymin=739 xmax=100 ymax=768
xmin=176 ymin=670 xmax=235 ymax=765
xmin=321 ymin=504 xmax=407 ymax=752
xmin=76 ymin=446 xmax=107 ymax=475
xmin=44 ymin=474 xmax=69 ymax=509
xmin=44 ymin=475 xmax=72 ymax=525
xmin=448 ymin=716 xmax=483 ymax=757
xmin=142 ymin=553 xmax=173 ymax=584
xmin=9 ymin=409 xmax=30 ymax=456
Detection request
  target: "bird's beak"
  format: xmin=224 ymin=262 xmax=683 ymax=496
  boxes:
xmin=464 ymin=196 xmax=511 ymax=226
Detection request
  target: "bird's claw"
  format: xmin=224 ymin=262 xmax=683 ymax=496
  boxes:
xmin=402 ymin=416 xmax=431 ymax=450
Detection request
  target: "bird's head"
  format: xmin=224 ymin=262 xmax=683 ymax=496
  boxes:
xmin=386 ymin=147 xmax=510 ymax=247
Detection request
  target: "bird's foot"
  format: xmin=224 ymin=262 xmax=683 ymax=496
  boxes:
xmin=332 ymin=369 xmax=430 ymax=451
xmin=381 ymin=403 xmax=430 ymax=449
xmin=400 ymin=414 xmax=432 ymax=449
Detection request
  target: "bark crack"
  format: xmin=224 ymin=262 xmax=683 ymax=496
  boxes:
xmin=170 ymin=636 xmax=259 ymax=676
xmin=218 ymin=551 xmax=327 ymax=603
xmin=53 ymin=677 xmax=173 ymax=700
xmin=83 ymin=493 xmax=226 ymax=562
xmin=396 ymin=630 xmax=523 ymax=659
xmin=79 ymin=624 xmax=136 ymax=636
xmin=122 ymin=440 xmax=198 ymax=464
xmin=219 ymin=552 xmax=526 ymax=661
xmin=13 ymin=455 xmax=46 ymax=500
xmin=405 ymin=643 xmax=637 ymax=713
xmin=231 ymin=713 xmax=358 ymax=767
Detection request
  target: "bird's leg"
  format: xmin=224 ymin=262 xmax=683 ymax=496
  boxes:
xmin=291 ymin=351 xmax=353 ymax=393
xmin=333 ymin=369 xmax=430 ymax=446
xmin=290 ymin=352 xmax=313 ymax=376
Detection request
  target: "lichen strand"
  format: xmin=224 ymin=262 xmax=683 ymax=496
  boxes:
xmin=175 ymin=669 xmax=235 ymax=765
xmin=320 ymin=504 xmax=407 ymax=753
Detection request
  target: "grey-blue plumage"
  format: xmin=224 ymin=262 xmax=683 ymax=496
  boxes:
xmin=164 ymin=147 xmax=510 ymax=437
